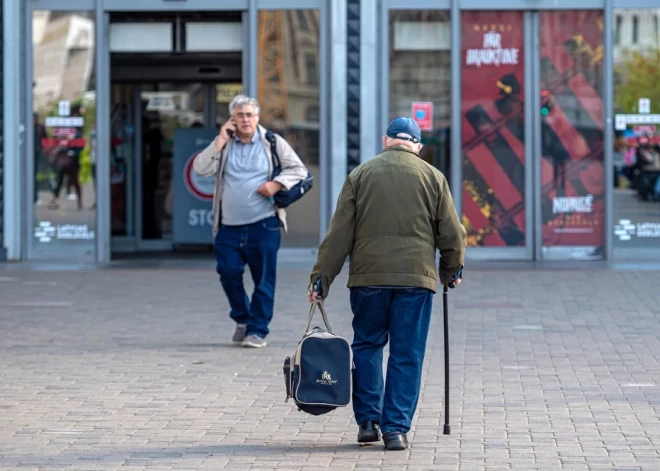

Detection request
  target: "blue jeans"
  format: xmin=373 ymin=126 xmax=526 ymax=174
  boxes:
xmin=349 ymin=286 xmax=433 ymax=435
xmin=213 ymin=216 xmax=281 ymax=339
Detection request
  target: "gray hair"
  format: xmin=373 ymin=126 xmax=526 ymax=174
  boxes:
xmin=229 ymin=95 xmax=260 ymax=115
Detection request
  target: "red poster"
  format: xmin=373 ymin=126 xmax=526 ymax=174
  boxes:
xmin=540 ymin=11 xmax=604 ymax=250
xmin=412 ymin=102 xmax=433 ymax=131
xmin=461 ymin=12 xmax=526 ymax=247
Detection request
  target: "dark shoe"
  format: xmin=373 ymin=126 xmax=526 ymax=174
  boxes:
xmin=357 ymin=420 xmax=381 ymax=443
xmin=232 ymin=324 xmax=247 ymax=344
xmin=241 ymin=334 xmax=267 ymax=348
xmin=383 ymin=432 xmax=408 ymax=451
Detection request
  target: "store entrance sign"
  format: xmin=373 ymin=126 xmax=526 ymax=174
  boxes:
xmin=172 ymin=128 xmax=218 ymax=244
xmin=411 ymin=102 xmax=433 ymax=131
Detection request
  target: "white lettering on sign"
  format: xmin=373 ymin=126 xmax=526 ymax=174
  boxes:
xmin=188 ymin=209 xmax=214 ymax=227
xmin=56 ymin=225 xmax=95 ymax=240
xmin=636 ymin=223 xmax=660 ymax=238
xmin=552 ymin=195 xmax=594 ymax=214
xmin=33 ymin=222 xmax=94 ymax=242
xmin=465 ymin=31 xmax=519 ymax=67
xmin=45 ymin=116 xmax=84 ymax=128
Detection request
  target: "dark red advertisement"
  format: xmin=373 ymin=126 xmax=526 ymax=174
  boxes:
xmin=461 ymin=12 xmax=526 ymax=247
xmin=540 ymin=12 xmax=604 ymax=249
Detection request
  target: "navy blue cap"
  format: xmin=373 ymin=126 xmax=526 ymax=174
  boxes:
xmin=386 ymin=116 xmax=421 ymax=144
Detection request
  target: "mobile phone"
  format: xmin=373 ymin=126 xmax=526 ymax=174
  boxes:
xmin=227 ymin=118 xmax=235 ymax=138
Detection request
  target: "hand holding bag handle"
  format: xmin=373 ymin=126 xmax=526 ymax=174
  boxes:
xmin=304 ymin=299 xmax=333 ymax=336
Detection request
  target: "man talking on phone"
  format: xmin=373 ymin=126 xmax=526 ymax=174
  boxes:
xmin=193 ymin=95 xmax=309 ymax=348
xmin=307 ymin=117 xmax=467 ymax=450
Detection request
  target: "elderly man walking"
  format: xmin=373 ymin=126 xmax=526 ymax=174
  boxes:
xmin=194 ymin=95 xmax=309 ymax=348
xmin=307 ymin=117 xmax=467 ymax=450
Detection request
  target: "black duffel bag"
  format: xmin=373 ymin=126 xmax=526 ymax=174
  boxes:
xmin=283 ymin=301 xmax=353 ymax=416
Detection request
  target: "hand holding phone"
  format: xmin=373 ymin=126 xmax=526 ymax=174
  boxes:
xmin=222 ymin=118 xmax=236 ymax=139
xmin=215 ymin=118 xmax=237 ymax=151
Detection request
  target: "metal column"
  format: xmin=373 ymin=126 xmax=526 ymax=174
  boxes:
xmin=603 ymin=0 xmax=614 ymax=262
xmin=329 ymin=0 xmax=347 ymax=215
xmin=0 ymin=0 xmax=5 ymax=261
xmin=246 ymin=0 xmax=257 ymax=98
xmin=449 ymin=0 xmax=462 ymax=214
xmin=2 ymin=0 xmax=22 ymax=260
xmin=95 ymin=1 xmax=111 ymax=263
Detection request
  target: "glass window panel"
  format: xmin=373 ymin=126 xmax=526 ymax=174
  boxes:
xmin=389 ymin=11 xmax=451 ymax=179
xmin=613 ymin=8 xmax=660 ymax=247
xmin=257 ymin=9 xmax=321 ymax=248
xmin=32 ymin=10 xmax=96 ymax=258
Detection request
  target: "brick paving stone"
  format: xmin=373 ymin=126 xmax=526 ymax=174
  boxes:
xmin=1 ymin=264 xmax=660 ymax=470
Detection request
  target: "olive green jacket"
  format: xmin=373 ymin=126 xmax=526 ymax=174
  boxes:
xmin=309 ymin=146 xmax=467 ymax=298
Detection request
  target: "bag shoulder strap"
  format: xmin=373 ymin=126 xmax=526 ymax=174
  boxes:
xmin=264 ymin=130 xmax=282 ymax=168
xmin=304 ymin=300 xmax=333 ymax=335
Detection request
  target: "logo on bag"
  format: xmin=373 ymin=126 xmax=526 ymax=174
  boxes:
xmin=317 ymin=371 xmax=337 ymax=385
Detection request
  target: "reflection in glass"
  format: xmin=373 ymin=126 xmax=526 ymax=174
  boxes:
xmin=389 ymin=11 xmax=451 ymax=180
xmin=32 ymin=11 xmax=96 ymax=257
xmin=257 ymin=10 xmax=320 ymax=248
xmin=539 ymin=11 xmax=604 ymax=255
xmin=612 ymin=8 xmax=660 ymax=248
xmin=140 ymin=83 xmax=205 ymax=240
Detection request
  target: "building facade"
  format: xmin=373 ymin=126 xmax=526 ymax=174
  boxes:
xmin=3 ymin=0 xmax=660 ymax=264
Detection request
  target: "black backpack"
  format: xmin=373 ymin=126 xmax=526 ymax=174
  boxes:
xmin=265 ymin=131 xmax=314 ymax=208
xmin=283 ymin=301 xmax=353 ymax=416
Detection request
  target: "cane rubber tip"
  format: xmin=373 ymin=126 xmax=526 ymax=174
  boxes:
xmin=443 ymin=425 xmax=451 ymax=435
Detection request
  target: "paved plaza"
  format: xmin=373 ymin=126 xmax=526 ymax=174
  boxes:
xmin=1 ymin=261 xmax=660 ymax=470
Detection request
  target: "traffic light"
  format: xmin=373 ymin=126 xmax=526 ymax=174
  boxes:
xmin=541 ymin=89 xmax=553 ymax=117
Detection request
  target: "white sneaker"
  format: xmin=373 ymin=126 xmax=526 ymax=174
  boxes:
xmin=241 ymin=335 xmax=267 ymax=348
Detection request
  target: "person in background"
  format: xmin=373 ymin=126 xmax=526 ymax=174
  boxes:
xmin=307 ymin=117 xmax=467 ymax=451
xmin=193 ymin=95 xmax=308 ymax=348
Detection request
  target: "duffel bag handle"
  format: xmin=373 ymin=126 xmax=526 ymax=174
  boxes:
xmin=305 ymin=300 xmax=333 ymax=335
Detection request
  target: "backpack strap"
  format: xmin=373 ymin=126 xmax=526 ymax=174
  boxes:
xmin=264 ymin=130 xmax=282 ymax=170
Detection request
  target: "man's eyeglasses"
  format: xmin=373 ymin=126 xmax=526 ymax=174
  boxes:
xmin=235 ymin=113 xmax=257 ymax=120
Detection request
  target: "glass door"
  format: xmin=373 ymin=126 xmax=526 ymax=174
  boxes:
xmin=536 ymin=11 xmax=605 ymax=260
xmin=110 ymin=82 xmax=205 ymax=253
xmin=460 ymin=11 xmax=529 ymax=255
xmin=458 ymin=10 xmax=605 ymax=260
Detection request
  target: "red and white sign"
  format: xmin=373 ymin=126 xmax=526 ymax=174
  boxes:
xmin=53 ymin=127 xmax=76 ymax=138
xmin=633 ymin=124 xmax=656 ymax=136
xmin=411 ymin=102 xmax=433 ymax=131
xmin=183 ymin=152 xmax=215 ymax=202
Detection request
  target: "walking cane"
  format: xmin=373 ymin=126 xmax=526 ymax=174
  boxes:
xmin=443 ymin=283 xmax=451 ymax=435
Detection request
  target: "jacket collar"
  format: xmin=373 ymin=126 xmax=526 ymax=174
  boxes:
xmin=382 ymin=145 xmax=419 ymax=157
